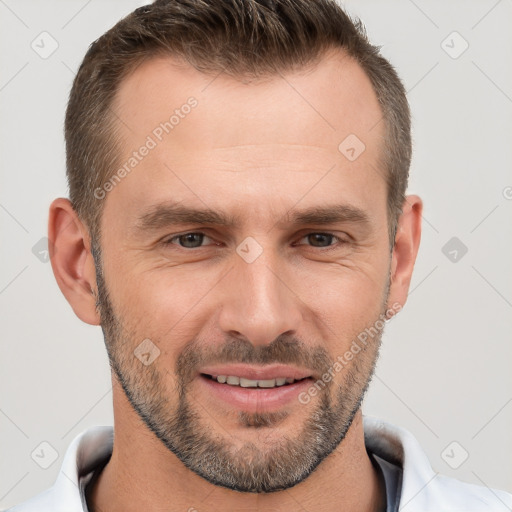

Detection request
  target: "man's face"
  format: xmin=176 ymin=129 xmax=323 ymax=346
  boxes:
xmin=94 ymin=52 xmax=394 ymax=492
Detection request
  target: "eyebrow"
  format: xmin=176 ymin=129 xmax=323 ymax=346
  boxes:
xmin=132 ymin=201 xmax=371 ymax=235
xmin=283 ymin=204 xmax=370 ymax=227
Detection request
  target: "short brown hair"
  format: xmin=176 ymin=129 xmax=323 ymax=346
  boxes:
xmin=65 ymin=0 xmax=411 ymax=245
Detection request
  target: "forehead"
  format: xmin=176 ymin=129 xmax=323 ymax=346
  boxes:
xmin=102 ymin=52 xmax=386 ymax=231
xmin=114 ymin=51 xmax=382 ymax=147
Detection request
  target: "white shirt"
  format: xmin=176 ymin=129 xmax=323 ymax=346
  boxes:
xmin=7 ymin=416 xmax=512 ymax=511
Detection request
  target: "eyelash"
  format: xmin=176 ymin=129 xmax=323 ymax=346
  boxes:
xmin=162 ymin=232 xmax=348 ymax=250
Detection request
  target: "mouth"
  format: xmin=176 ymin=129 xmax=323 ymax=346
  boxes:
xmin=201 ymin=373 xmax=310 ymax=388
xmin=197 ymin=364 xmax=316 ymax=413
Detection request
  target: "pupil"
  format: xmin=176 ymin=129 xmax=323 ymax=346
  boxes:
xmin=309 ymin=233 xmax=332 ymax=247
xmin=181 ymin=233 xmax=203 ymax=248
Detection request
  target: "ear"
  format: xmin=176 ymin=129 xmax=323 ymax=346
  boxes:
xmin=387 ymin=194 xmax=423 ymax=311
xmin=48 ymin=198 xmax=101 ymax=325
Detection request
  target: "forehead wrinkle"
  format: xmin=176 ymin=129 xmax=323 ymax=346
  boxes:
xmin=193 ymin=143 xmax=339 ymax=174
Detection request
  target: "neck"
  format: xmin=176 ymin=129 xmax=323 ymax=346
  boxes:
xmin=88 ymin=382 xmax=385 ymax=512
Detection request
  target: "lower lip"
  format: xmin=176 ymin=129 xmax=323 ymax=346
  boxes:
xmin=198 ymin=374 xmax=313 ymax=413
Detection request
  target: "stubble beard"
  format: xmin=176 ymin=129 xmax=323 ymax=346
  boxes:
xmin=92 ymin=241 xmax=387 ymax=493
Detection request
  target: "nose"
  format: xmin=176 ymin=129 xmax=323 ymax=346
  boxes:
xmin=217 ymin=248 xmax=303 ymax=347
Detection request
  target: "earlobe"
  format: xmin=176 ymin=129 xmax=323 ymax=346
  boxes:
xmin=48 ymin=198 xmax=101 ymax=325
xmin=387 ymin=194 xmax=423 ymax=310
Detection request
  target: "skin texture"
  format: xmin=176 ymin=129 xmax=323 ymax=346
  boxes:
xmin=49 ymin=50 xmax=422 ymax=511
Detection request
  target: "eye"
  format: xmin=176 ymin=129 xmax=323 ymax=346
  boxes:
xmin=164 ymin=232 xmax=213 ymax=249
xmin=296 ymin=232 xmax=345 ymax=248
xmin=162 ymin=231 xmax=346 ymax=250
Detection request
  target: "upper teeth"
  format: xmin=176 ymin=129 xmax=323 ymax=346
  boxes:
xmin=215 ymin=375 xmax=296 ymax=388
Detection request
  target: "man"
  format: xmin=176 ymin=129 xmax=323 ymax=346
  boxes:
xmin=7 ymin=0 xmax=512 ymax=511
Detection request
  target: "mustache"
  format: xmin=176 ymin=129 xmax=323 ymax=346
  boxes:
xmin=175 ymin=333 xmax=333 ymax=386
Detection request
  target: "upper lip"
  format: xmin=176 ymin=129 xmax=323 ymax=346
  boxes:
xmin=199 ymin=364 xmax=313 ymax=381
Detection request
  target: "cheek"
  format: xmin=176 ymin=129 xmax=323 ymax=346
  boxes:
xmin=306 ymin=261 xmax=388 ymax=309
xmin=297 ymin=265 xmax=388 ymax=353
xmin=104 ymin=237 xmax=390 ymax=359
xmin=107 ymin=267 xmax=217 ymax=355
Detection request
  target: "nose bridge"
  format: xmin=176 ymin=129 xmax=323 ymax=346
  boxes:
xmin=218 ymin=244 xmax=302 ymax=346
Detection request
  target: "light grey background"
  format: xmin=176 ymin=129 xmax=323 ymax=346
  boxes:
xmin=1 ymin=0 xmax=511 ymax=509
